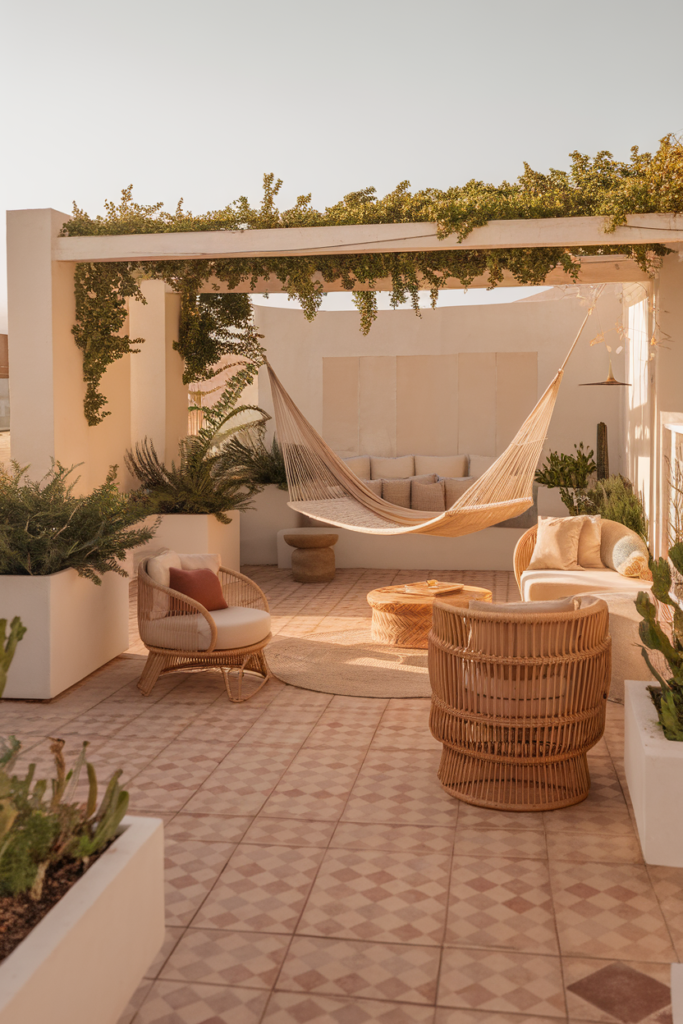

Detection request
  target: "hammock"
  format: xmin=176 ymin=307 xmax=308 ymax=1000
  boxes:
xmin=266 ymin=303 xmax=596 ymax=538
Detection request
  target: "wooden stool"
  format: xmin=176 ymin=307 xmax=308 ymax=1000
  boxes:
xmin=284 ymin=533 xmax=338 ymax=583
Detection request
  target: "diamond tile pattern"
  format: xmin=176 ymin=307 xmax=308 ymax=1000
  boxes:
xmin=4 ymin=568 xmax=668 ymax=1024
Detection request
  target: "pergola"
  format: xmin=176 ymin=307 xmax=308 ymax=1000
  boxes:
xmin=6 ymin=208 xmax=683 ymax=553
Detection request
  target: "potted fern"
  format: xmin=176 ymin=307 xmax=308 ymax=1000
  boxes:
xmin=126 ymin=364 xmax=267 ymax=569
xmin=0 ymin=464 xmax=156 ymax=699
xmin=0 ymin=621 xmax=164 ymax=1024
xmin=625 ymin=542 xmax=683 ymax=866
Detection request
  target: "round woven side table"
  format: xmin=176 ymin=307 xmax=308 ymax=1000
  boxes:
xmin=366 ymin=584 xmax=492 ymax=649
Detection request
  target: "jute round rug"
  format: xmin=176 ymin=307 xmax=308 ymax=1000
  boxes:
xmin=266 ymin=628 xmax=431 ymax=698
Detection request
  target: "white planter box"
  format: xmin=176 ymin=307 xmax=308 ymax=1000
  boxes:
xmin=0 ymin=816 xmax=164 ymax=1024
xmin=625 ymin=679 xmax=683 ymax=866
xmin=0 ymin=569 xmax=129 ymax=700
xmin=241 ymin=486 xmax=304 ymax=564
xmin=133 ymin=513 xmax=241 ymax=573
xmin=672 ymin=964 xmax=683 ymax=1023
xmin=277 ymin=525 xmax=525 ymax=571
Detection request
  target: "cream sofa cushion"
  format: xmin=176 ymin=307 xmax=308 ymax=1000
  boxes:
xmin=415 ymin=455 xmax=468 ymax=478
xmin=370 ymin=455 xmax=415 ymax=480
xmin=577 ymin=515 xmax=603 ymax=568
xmin=600 ymin=519 xmax=650 ymax=577
xmin=143 ymin=606 xmax=271 ymax=652
xmin=521 ymin=567 xmax=651 ymax=602
xmin=344 ymin=456 xmax=371 ymax=479
xmin=179 ymin=553 xmax=221 ymax=574
xmin=528 ymin=516 xmax=584 ymax=571
xmin=412 ymin=480 xmax=446 ymax=512
xmin=469 ymin=455 xmax=496 ymax=478
xmin=146 ymin=549 xmax=182 ymax=589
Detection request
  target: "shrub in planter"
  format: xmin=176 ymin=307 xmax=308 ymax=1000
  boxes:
xmin=635 ymin=541 xmax=683 ymax=739
xmin=217 ymin=425 xmax=288 ymax=492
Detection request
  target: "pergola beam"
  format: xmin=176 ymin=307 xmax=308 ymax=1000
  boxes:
xmin=51 ymin=212 xmax=683 ymax=264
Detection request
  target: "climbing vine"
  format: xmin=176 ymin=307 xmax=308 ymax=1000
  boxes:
xmin=64 ymin=134 xmax=683 ymax=424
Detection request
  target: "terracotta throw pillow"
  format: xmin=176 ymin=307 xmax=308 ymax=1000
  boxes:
xmin=168 ymin=567 xmax=228 ymax=611
xmin=528 ymin=516 xmax=584 ymax=571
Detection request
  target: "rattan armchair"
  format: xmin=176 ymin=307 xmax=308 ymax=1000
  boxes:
xmin=136 ymin=561 xmax=273 ymax=702
xmin=513 ymin=524 xmax=538 ymax=593
xmin=428 ymin=597 xmax=611 ymax=811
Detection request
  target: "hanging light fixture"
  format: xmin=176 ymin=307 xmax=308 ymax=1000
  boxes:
xmin=579 ymin=359 xmax=631 ymax=387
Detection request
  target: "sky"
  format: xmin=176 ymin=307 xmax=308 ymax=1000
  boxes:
xmin=2 ymin=0 xmax=683 ymax=331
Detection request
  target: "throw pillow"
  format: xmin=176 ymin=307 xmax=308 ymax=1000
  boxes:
xmin=381 ymin=478 xmax=411 ymax=508
xmin=362 ymin=478 xmax=383 ymax=497
xmin=528 ymin=516 xmax=584 ymax=571
xmin=600 ymin=519 xmax=651 ymax=577
xmin=370 ymin=455 xmax=415 ymax=480
xmin=411 ymin=480 xmax=446 ymax=512
xmin=441 ymin=476 xmax=473 ymax=506
xmin=577 ymin=515 xmax=603 ymax=568
xmin=469 ymin=455 xmax=496 ymax=478
xmin=168 ymin=567 xmax=228 ymax=611
xmin=179 ymin=553 xmax=221 ymax=574
xmin=414 ymin=455 xmax=468 ymax=478
xmin=343 ymin=455 xmax=371 ymax=479
xmin=146 ymin=549 xmax=182 ymax=588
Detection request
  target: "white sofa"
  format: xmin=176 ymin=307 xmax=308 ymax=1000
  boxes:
xmin=514 ymin=519 xmax=653 ymax=701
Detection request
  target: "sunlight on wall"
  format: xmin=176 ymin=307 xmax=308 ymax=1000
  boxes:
xmin=625 ymin=289 xmax=651 ymax=518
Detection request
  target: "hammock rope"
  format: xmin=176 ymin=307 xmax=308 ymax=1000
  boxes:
xmin=265 ymin=293 xmax=600 ymax=538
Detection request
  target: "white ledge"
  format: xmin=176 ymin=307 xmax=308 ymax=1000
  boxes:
xmin=49 ymin=213 xmax=683 ymax=263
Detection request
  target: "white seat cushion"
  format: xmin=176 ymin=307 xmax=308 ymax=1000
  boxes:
xmin=521 ymin=567 xmax=651 ymax=602
xmin=143 ymin=607 xmax=271 ymax=652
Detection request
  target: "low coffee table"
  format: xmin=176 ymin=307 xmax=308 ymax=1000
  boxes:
xmin=366 ymin=583 xmax=492 ymax=649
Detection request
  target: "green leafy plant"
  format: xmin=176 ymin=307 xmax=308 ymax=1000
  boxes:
xmin=0 ymin=463 xmax=157 ymax=583
xmin=534 ymin=443 xmax=597 ymax=514
xmin=585 ymin=475 xmax=649 ymax=541
xmin=217 ymin=426 xmax=288 ymax=492
xmin=126 ymin=364 xmax=269 ymax=520
xmin=0 ymin=618 xmax=26 ymax=700
xmin=0 ymin=738 xmax=128 ymax=900
xmin=62 ymin=135 xmax=683 ymax=423
xmin=636 ymin=542 xmax=683 ymax=740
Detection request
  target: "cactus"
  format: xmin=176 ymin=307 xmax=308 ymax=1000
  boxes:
xmin=0 ymin=617 xmax=26 ymax=700
xmin=597 ymin=422 xmax=609 ymax=480
xmin=635 ymin=543 xmax=683 ymax=739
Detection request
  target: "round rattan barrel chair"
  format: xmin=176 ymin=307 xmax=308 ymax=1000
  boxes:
xmin=136 ymin=558 xmax=274 ymax=703
xmin=428 ymin=597 xmax=611 ymax=811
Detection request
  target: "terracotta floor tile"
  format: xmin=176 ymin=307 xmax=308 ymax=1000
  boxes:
xmin=447 ymin=855 xmax=558 ymax=954
xmin=437 ymin=948 xmax=566 ymax=1016
xmin=161 ymin=928 xmax=290 ymax=988
xmin=277 ymin=934 xmax=440 ymax=1003
xmin=243 ymin=816 xmax=336 ymax=847
xmin=164 ymin=814 xmax=252 ymax=844
xmin=342 ymin=749 xmax=459 ymax=827
xmin=163 ymin=840 xmax=235 ymax=926
xmin=547 ymin=832 xmax=643 ymax=864
xmin=453 ymin=828 xmax=547 ymax=860
xmin=331 ymin=822 xmax=454 ymax=854
xmin=543 ymin=797 xmax=634 ymax=835
xmin=550 ymin=861 xmax=676 ymax=961
xmin=563 ymin=956 xmax=672 ymax=1023
xmin=457 ymin=804 xmax=545 ymax=831
xmin=262 ymin=991 xmax=436 ymax=1023
xmin=434 ymin=1012 xmax=562 ymax=1024
xmin=182 ymin=746 xmax=300 ymax=816
xmin=193 ymin=844 xmax=325 ymax=933
xmin=297 ymin=847 xmax=450 ymax=945
xmin=260 ymin=747 xmax=365 ymax=821
xmin=145 ymin=927 xmax=185 ymax=979
xmin=134 ymin=981 xmax=268 ymax=1023
xmin=116 ymin=979 xmax=153 ymax=1024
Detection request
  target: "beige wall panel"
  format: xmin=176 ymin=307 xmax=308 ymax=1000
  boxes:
xmin=496 ymin=352 xmax=538 ymax=453
xmin=396 ymin=355 xmax=459 ymax=456
xmin=458 ymin=353 xmax=496 ymax=456
xmin=165 ymin=292 xmax=188 ymax=465
xmin=359 ymin=356 xmax=396 ymax=457
xmin=322 ymin=357 xmax=359 ymax=457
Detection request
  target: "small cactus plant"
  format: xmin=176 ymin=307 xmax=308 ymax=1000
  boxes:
xmin=0 ymin=617 xmax=26 ymax=700
xmin=597 ymin=422 xmax=609 ymax=480
xmin=636 ymin=542 xmax=683 ymax=740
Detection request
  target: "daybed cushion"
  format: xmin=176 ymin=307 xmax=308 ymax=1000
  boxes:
xmin=344 ymin=456 xmax=371 ymax=479
xmin=528 ymin=516 xmax=584 ymax=571
xmin=415 ymin=455 xmax=468 ymax=478
xmin=143 ymin=606 xmax=271 ymax=652
xmin=370 ymin=455 xmax=415 ymax=480
xmin=600 ymin=519 xmax=650 ymax=577
xmin=412 ymin=480 xmax=446 ymax=512
xmin=521 ymin=567 xmax=652 ymax=602
xmin=581 ymin=589 xmax=654 ymax=701
xmin=469 ymin=455 xmax=496 ymax=478
xmin=362 ymin=479 xmax=383 ymax=497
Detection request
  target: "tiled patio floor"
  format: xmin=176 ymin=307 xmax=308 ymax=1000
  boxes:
xmin=5 ymin=567 xmax=681 ymax=1023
